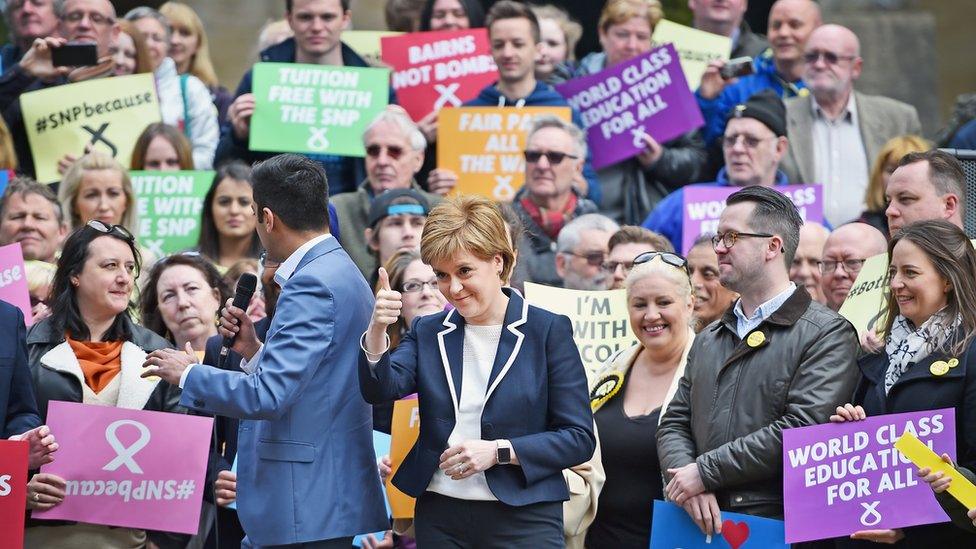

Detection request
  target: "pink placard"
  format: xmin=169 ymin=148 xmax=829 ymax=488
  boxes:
xmin=0 ymin=243 xmax=32 ymax=325
xmin=34 ymin=401 xmax=213 ymax=534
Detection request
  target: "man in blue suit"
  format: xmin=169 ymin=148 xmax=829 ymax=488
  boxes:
xmin=145 ymin=154 xmax=388 ymax=548
xmin=1 ymin=300 xmax=58 ymax=469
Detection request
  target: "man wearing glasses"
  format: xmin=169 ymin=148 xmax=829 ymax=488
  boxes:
xmin=642 ymin=89 xmax=791 ymax=252
xmin=0 ymin=0 xmax=118 ymax=178
xmin=819 ymin=222 xmax=887 ymax=312
xmin=658 ymin=185 xmax=859 ymax=534
xmin=511 ymin=115 xmax=599 ymax=288
xmin=780 ymin=24 xmax=920 ymax=227
xmin=554 ymin=213 xmax=619 ymax=291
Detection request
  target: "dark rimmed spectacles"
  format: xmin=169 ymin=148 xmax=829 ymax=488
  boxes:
xmin=633 ymin=251 xmax=690 ymax=275
xmin=565 ymin=251 xmax=605 ymax=267
xmin=365 ymin=144 xmax=405 ymax=160
xmin=711 ymin=231 xmax=774 ymax=250
xmin=523 ymin=150 xmax=579 ymax=165
xmin=86 ymin=219 xmax=134 ymax=242
xmin=820 ymin=258 xmax=867 ymax=275
xmin=803 ymin=50 xmax=857 ymax=65
xmin=402 ymin=279 xmax=438 ymax=293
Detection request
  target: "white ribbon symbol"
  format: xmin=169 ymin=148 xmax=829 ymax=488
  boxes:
xmin=859 ymin=501 xmax=882 ymax=526
xmin=307 ymin=127 xmax=330 ymax=151
xmin=433 ymin=83 xmax=462 ymax=110
xmin=102 ymin=419 xmax=151 ymax=474
xmin=493 ymin=175 xmax=515 ymax=201
xmin=631 ymin=126 xmax=649 ymax=149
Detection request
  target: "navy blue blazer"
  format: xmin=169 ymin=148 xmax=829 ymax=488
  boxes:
xmin=0 ymin=300 xmax=40 ymax=438
xmin=359 ymin=288 xmax=595 ymax=506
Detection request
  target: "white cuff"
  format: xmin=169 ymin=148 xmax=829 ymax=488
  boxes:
xmin=178 ymin=364 xmax=195 ymax=389
xmin=240 ymin=343 xmax=264 ymax=374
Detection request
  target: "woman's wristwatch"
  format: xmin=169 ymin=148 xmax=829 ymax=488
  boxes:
xmin=496 ymin=439 xmax=513 ymax=465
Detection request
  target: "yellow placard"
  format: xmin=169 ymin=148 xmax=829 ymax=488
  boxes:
xmin=20 ymin=73 xmax=161 ymax=183
xmin=344 ymin=30 xmax=403 ymax=66
xmin=387 ymin=398 xmax=420 ymax=519
xmin=838 ymin=253 xmax=889 ymax=338
xmin=652 ymin=19 xmax=732 ymax=91
xmin=895 ymin=431 xmax=976 ymax=509
xmin=437 ymin=106 xmax=571 ymax=201
xmin=523 ymin=282 xmax=639 ymax=384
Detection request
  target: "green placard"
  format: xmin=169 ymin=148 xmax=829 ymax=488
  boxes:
xmin=249 ymin=62 xmax=390 ymax=157
xmin=132 ymin=170 xmax=214 ymax=258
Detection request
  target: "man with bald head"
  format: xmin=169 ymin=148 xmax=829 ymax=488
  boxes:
xmin=696 ymin=0 xmax=821 ymax=146
xmin=0 ymin=0 xmax=121 ymax=178
xmin=781 ymin=24 xmax=921 ymax=227
xmin=885 ymin=149 xmax=966 ymax=234
xmin=790 ymin=221 xmax=829 ymax=304
xmin=819 ymin=222 xmax=888 ymax=312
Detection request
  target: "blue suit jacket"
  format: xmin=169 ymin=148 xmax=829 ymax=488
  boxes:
xmin=0 ymin=300 xmax=40 ymax=438
xmin=181 ymin=237 xmax=387 ymax=545
xmin=359 ymin=288 xmax=595 ymax=506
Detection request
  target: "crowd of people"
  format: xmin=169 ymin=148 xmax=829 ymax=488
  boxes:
xmin=1 ymin=0 xmax=975 ymax=548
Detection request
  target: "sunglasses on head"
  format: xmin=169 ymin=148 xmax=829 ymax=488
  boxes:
xmin=633 ymin=251 xmax=690 ymax=275
xmin=365 ymin=144 xmax=405 ymax=160
xmin=523 ymin=150 xmax=579 ymax=165
xmin=85 ymin=219 xmax=134 ymax=242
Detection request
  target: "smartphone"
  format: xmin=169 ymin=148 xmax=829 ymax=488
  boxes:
xmin=720 ymin=57 xmax=754 ymax=79
xmin=51 ymin=43 xmax=98 ymax=67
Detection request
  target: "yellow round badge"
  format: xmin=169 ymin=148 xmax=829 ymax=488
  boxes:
xmin=747 ymin=331 xmax=765 ymax=347
xmin=930 ymin=362 xmax=950 ymax=376
xmin=947 ymin=358 xmax=959 ymax=369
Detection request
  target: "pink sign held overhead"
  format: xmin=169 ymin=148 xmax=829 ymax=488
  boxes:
xmin=382 ymin=29 xmax=498 ymax=122
xmin=34 ymin=401 xmax=213 ymax=534
xmin=0 ymin=243 xmax=32 ymax=325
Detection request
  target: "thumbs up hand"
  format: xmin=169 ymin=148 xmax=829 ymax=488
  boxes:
xmin=365 ymin=268 xmax=402 ymax=354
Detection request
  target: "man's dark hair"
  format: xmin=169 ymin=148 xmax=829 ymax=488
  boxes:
xmin=0 ymin=176 xmax=64 ymax=224
xmin=898 ymin=149 xmax=966 ymax=209
xmin=287 ymin=0 xmax=351 ymax=13
xmin=725 ymin=185 xmax=803 ymax=267
xmin=252 ymin=154 xmax=331 ymax=232
xmin=485 ymin=0 xmax=540 ymax=43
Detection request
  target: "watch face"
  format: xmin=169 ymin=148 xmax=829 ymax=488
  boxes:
xmin=497 ymin=447 xmax=511 ymax=464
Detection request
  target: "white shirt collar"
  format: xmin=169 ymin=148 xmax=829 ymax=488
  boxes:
xmin=812 ymin=91 xmax=858 ymax=124
xmin=273 ymin=233 xmax=332 ymax=286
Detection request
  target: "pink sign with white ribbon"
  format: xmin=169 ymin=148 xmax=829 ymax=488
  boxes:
xmin=34 ymin=401 xmax=213 ymax=534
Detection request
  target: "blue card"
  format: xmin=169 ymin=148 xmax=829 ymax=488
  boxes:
xmin=352 ymin=431 xmax=394 ymax=547
xmin=650 ymin=500 xmax=789 ymax=548
xmin=227 ymin=457 xmax=237 ymax=510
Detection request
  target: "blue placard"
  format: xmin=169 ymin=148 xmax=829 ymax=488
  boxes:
xmin=650 ymin=500 xmax=788 ymax=548
xmin=0 ymin=170 xmax=10 ymax=197
xmin=227 ymin=457 xmax=237 ymax=510
xmin=352 ymin=431 xmax=394 ymax=547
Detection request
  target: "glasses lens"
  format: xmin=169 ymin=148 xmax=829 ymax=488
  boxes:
xmin=366 ymin=144 xmax=381 ymax=157
xmin=546 ymin=152 xmax=567 ymax=164
xmin=523 ymin=151 xmax=542 ymax=163
xmin=386 ymin=146 xmax=404 ymax=160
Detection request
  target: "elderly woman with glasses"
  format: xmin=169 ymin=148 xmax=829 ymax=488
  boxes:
xmin=585 ymin=251 xmax=697 ymax=548
xmin=23 ymin=221 xmax=184 ymax=548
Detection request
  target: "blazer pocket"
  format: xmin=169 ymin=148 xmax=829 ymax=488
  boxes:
xmin=257 ymin=440 xmax=315 ymax=463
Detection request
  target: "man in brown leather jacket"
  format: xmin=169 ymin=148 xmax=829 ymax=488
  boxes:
xmin=657 ymin=185 xmax=859 ymax=535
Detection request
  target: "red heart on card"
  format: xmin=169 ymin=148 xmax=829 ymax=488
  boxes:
xmin=722 ymin=520 xmax=750 ymax=549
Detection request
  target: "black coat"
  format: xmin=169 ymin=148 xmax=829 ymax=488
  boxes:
xmin=850 ymin=334 xmax=976 ymax=547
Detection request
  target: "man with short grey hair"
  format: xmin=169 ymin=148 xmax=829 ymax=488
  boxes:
xmin=0 ymin=177 xmax=66 ymax=264
xmin=332 ymin=108 xmax=445 ymax=279
xmin=1 ymin=0 xmax=59 ymax=74
xmin=554 ymin=213 xmax=619 ymax=290
xmin=819 ymin=222 xmax=887 ymax=312
xmin=511 ymin=115 xmax=598 ymax=288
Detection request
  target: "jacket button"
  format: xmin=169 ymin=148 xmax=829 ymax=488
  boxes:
xmin=734 ymin=496 xmax=743 ymax=503
xmin=483 ymin=423 xmax=494 ymax=436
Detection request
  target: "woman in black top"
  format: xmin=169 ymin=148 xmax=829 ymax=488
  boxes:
xmin=586 ymin=251 xmax=696 ymax=547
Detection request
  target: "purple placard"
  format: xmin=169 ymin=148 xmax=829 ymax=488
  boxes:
xmin=681 ymin=184 xmax=823 ymax=254
xmin=782 ymin=408 xmax=954 ymax=543
xmin=556 ymin=44 xmax=703 ymax=170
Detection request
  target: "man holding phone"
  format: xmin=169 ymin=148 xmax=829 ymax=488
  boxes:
xmin=1 ymin=0 xmax=59 ymax=75
xmin=0 ymin=0 xmax=118 ymax=178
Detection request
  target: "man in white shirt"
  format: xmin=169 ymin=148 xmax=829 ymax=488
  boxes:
xmin=780 ymin=24 xmax=921 ymax=227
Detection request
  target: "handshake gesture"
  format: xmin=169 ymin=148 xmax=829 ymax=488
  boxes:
xmin=364 ymin=268 xmax=402 ymax=356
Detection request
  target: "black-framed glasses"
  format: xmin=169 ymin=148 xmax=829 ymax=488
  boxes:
xmin=565 ymin=251 xmax=605 ymax=267
xmin=602 ymin=259 xmax=636 ymax=275
xmin=523 ymin=150 xmax=579 ymax=165
xmin=711 ymin=231 xmax=774 ymax=250
xmin=820 ymin=258 xmax=867 ymax=275
xmin=365 ymin=144 xmax=404 ymax=160
xmin=633 ymin=251 xmax=690 ymax=275
xmin=86 ymin=219 xmax=134 ymax=242
xmin=402 ymin=279 xmax=438 ymax=293
xmin=803 ymin=50 xmax=857 ymax=65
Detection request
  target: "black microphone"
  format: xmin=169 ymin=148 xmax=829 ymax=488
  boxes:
xmin=219 ymin=272 xmax=258 ymax=360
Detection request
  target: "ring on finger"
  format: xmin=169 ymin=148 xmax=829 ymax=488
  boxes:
xmin=34 ymin=492 xmax=40 ymax=502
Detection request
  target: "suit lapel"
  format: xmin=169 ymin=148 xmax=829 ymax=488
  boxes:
xmin=855 ymin=92 xmax=884 ymax=166
xmin=788 ymin=97 xmax=816 ymax=183
xmin=436 ymin=309 xmax=464 ymax=418
xmin=485 ymin=290 xmax=528 ymax=402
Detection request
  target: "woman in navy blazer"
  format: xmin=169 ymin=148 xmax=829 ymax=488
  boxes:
xmin=359 ymin=196 xmax=595 ymax=547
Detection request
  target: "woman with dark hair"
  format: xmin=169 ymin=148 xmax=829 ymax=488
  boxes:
xmin=22 ymin=221 xmax=184 ymax=547
xmin=139 ymin=253 xmax=231 ymax=353
xmin=196 ymin=161 xmax=261 ymax=270
xmin=418 ymin=0 xmax=485 ymax=31
xmin=130 ymin=122 xmax=195 ymax=171
xmin=832 ymin=220 xmax=976 ymax=546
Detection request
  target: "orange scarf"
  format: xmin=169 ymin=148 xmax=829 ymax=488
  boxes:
xmin=67 ymin=338 xmax=123 ymax=393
